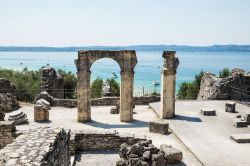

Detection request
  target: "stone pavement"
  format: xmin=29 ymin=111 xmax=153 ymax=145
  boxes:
xmin=5 ymin=103 xmax=202 ymax=166
xmin=150 ymin=100 xmax=250 ymax=166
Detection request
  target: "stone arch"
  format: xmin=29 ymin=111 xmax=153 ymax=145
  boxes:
xmin=75 ymin=50 xmax=138 ymax=122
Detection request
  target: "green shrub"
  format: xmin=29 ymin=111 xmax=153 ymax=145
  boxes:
xmin=219 ymin=68 xmax=230 ymax=78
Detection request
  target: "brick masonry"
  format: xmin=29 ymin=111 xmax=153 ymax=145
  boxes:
xmin=0 ymin=121 xmax=16 ymax=149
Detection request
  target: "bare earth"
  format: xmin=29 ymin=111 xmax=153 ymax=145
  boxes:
xmin=6 ymin=103 xmax=202 ymax=166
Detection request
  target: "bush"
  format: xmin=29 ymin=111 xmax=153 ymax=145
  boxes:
xmin=57 ymin=69 xmax=77 ymax=99
xmin=219 ymin=68 xmax=230 ymax=78
xmin=177 ymin=71 xmax=204 ymax=100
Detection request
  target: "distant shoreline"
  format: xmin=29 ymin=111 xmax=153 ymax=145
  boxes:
xmin=1 ymin=45 xmax=250 ymax=52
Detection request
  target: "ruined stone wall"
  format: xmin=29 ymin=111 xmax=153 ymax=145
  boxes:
xmin=0 ymin=127 xmax=70 ymax=166
xmin=0 ymin=78 xmax=16 ymax=94
xmin=52 ymin=96 xmax=160 ymax=108
xmin=41 ymin=67 xmax=64 ymax=99
xmin=198 ymin=69 xmax=250 ymax=101
xmin=70 ymin=130 xmax=149 ymax=155
xmin=0 ymin=121 xmax=16 ymax=149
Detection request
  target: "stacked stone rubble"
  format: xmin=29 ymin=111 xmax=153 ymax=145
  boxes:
xmin=41 ymin=67 xmax=64 ymax=99
xmin=198 ymin=68 xmax=250 ymax=101
xmin=117 ymin=140 xmax=183 ymax=166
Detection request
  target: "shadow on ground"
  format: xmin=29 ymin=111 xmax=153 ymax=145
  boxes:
xmin=173 ymin=115 xmax=202 ymax=122
xmin=83 ymin=119 xmax=149 ymax=129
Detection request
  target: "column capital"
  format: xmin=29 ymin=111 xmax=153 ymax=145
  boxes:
xmin=162 ymin=51 xmax=179 ymax=75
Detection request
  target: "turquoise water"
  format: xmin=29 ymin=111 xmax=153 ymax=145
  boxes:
xmin=0 ymin=51 xmax=250 ymax=91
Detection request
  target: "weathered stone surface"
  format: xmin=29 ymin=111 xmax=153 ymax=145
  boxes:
xmin=118 ymin=140 xmax=182 ymax=166
xmin=116 ymin=159 xmax=128 ymax=166
xmin=225 ymin=102 xmax=236 ymax=113
xmin=149 ymin=120 xmax=169 ymax=135
xmin=0 ymin=121 xmax=16 ymax=149
xmin=0 ymin=78 xmax=16 ymax=94
xmin=75 ymin=50 xmax=137 ymax=122
xmin=41 ymin=67 xmax=64 ymax=99
xmin=234 ymin=118 xmax=247 ymax=128
xmin=34 ymin=91 xmax=54 ymax=105
xmin=200 ymin=107 xmax=216 ymax=116
xmin=8 ymin=110 xmax=28 ymax=125
xmin=0 ymin=127 xmax=70 ymax=166
xmin=198 ymin=68 xmax=250 ymax=102
xmin=0 ymin=109 xmax=4 ymax=121
xmin=246 ymin=112 xmax=250 ymax=125
xmin=161 ymin=51 xmax=179 ymax=119
xmin=0 ymin=93 xmax=19 ymax=113
xmin=160 ymin=144 xmax=183 ymax=164
xmin=110 ymin=100 xmax=120 ymax=114
xmin=36 ymin=99 xmax=51 ymax=110
xmin=34 ymin=105 xmax=49 ymax=122
xmin=230 ymin=134 xmax=250 ymax=143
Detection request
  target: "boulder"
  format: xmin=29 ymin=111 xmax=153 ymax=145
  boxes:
xmin=36 ymin=99 xmax=51 ymax=110
xmin=225 ymin=102 xmax=236 ymax=113
xmin=200 ymin=107 xmax=216 ymax=116
xmin=149 ymin=120 xmax=169 ymax=135
xmin=116 ymin=159 xmax=128 ymax=166
xmin=234 ymin=118 xmax=247 ymax=128
xmin=0 ymin=93 xmax=20 ymax=113
xmin=8 ymin=110 xmax=28 ymax=125
xmin=151 ymin=151 xmax=166 ymax=166
xmin=110 ymin=100 xmax=120 ymax=114
xmin=160 ymin=144 xmax=183 ymax=164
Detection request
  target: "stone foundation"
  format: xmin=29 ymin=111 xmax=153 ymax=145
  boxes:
xmin=149 ymin=120 xmax=169 ymax=135
xmin=70 ymin=130 xmax=149 ymax=155
xmin=0 ymin=121 xmax=16 ymax=149
xmin=52 ymin=96 xmax=160 ymax=108
xmin=0 ymin=127 xmax=70 ymax=166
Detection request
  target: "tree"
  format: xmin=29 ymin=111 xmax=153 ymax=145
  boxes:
xmin=219 ymin=68 xmax=230 ymax=78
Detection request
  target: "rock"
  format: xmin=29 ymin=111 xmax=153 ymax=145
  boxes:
xmin=8 ymin=110 xmax=28 ymax=125
xmin=225 ymin=102 xmax=236 ymax=113
xmin=116 ymin=159 xmax=128 ymax=166
xmin=149 ymin=120 xmax=169 ymax=135
xmin=151 ymin=151 xmax=166 ymax=166
xmin=0 ymin=110 xmax=5 ymax=121
xmin=0 ymin=93 xmax=19 ymax=113
xmin=129 ymin=158 xmax=149 ymax=166
xmin=34 ymin=91 xmax=54 ymax=105
xmin=127 ymin=144 xmax=144 ymax=157
xmin=36 ymin=99 xmax=51 ymax=110
xmin=200 ymin=107 xmax=216 ymax=116
xmin=110 ymin=106 xmax=119 ymax=114
xmin=144 ymin=144 xmax=160 ymax=154
xmin=142 ymin=151 xmax=151 ymax=160
xmin=119 ymin=143 xmax=128 ymax=159
xmin=41 ymin=67 xmax=64 ymax=99
xmin=160 ymin=144 xmax=183 ymax=164
xmin=0 ymin=78 xmax=16 ymax=94
xmin=231 ymin=68 xmax=245 ymax=76
xmin=234 ymin=118 xmax=247 ymax=128
xmin=137 ymin=140 xmax=152 ymax=147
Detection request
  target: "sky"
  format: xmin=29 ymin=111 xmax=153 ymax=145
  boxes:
xmin=0 ymin=0 xmax=250 ymax=46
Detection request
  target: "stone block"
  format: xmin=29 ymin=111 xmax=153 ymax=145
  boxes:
xmin=160 ymin=144 xmax=183 ymax=164
xmin=225 ymin=102 xmax=236 ymax=113
xmin=34 ymin=105 xmax=49 ymax=122
xmin=246 ymin=112 xmax=250 ymax=125
xmin=110 ymin=107 xmax=119 ymax=114
xmin=149 ymin=120 xmax=169 ymax=135
xmin=230 ymin=134 xmax=250 ymax=143
xmin=234 ymin=118 xmax=247 ymax=128
xmin=200 ymin=108 xmax=216 ymax=116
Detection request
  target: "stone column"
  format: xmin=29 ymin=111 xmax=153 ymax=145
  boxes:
xmin=120 ymin=70 xmax=134 ymax=122
xmin=76 ymin=60 xmax=91 ymax=122
xmin=160 ymin=51 xmax=179 ymax=119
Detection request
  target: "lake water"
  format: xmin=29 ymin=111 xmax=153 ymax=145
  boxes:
xmin=0 ymin=51 xmax=250 ymax=92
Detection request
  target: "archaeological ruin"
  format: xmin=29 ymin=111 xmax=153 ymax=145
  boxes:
xmin=75 ymin=50 xmax=138 ymax=122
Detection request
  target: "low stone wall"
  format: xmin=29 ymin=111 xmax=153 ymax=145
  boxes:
xmin=0 ymin=121 xmax=16 ymax=149
xmin=53 ymin=96 xmax=160 ymax=108
xmin=70 ymin=130 xmax=150 ymax=155
xmin=0 ymin=127 xmax=70 ymax=166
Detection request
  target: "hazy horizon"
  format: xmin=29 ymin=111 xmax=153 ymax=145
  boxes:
xmin=1 ymin=0 xmax=250 ymax=46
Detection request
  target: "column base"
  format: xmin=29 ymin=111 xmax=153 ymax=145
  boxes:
xmin=77 ymin=112 xmax=91 ymax=122
xmin=120 ymin=109 xmax=133 ymax=122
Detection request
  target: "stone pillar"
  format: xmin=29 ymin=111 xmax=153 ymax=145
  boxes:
xmin=120 ymin=70 xmax=134 ymax=122
xmin=160 ymin=51 xmax=179 ymax=119
xmin=76 ymin=59 xmax=91 ymax=122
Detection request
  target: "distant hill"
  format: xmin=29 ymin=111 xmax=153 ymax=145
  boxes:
xmin=0 ymin=45 xmax=250 ymax=52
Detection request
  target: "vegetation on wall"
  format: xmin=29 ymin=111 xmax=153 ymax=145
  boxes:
xmin=177 ymin=68 xmax=232 ymax=100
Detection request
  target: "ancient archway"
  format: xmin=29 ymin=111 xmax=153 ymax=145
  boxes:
xmin=75 ymin=50 xmax=137 ymax=122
